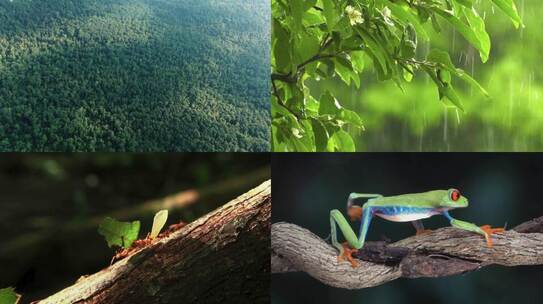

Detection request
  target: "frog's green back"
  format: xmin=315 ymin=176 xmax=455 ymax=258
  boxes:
xmin=367 ymin=190 xmax=448 ymax=208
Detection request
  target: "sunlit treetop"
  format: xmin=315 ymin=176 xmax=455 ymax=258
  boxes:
xmin=271 ymin=0 xmax=522 ymax=152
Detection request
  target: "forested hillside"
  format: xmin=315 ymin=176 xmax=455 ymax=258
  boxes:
xmin=0 ymin=0 xmax=270 ymax=151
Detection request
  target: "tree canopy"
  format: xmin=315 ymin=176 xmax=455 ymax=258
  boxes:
xmin=0 ymin=0 xmax=270 ymax=151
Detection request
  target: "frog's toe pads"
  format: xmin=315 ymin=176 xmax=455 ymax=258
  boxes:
xmin=480 ymin=225 xmax=505 ymax=247
xmin=337 ymin=242 xmax=359 ymax=268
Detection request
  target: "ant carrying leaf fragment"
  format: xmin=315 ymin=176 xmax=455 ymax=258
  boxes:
xmin=0 ymin=287 xmax=21 ymax=304
xmin=151 ymin=209 xmax=168 ymax=239
xmin=99 ymin=210 xmax=187 ymax=264
xmin=98 ymin=217 xmax=140 ymax=249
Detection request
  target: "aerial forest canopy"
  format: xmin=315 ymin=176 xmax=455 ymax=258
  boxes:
xmin=0 ymin=0 xmax=270 ymax=151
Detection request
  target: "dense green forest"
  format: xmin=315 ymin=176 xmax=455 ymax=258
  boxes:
xmin=0 ymin=0 xmax=270 ymax=151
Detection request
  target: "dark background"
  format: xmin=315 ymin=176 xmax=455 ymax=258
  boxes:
xmin=272 ymin=153 xmax=543 ymax=304
xmin=0 ymin=153 xmax=269 ymax=303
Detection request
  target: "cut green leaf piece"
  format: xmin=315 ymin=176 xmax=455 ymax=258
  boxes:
xmin=151 ymin=210 xmax=169 ymax=239
xmin=98 ymin=217 xmax=140 ymax=249
xmin=0 ymin=287 xmax=20 ymax=304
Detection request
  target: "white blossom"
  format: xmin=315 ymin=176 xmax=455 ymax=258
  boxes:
xmin=345 ymin=5 xmax=364 ymax=26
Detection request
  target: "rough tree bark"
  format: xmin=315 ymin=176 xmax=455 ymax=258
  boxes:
xmin=271 ymin=216 xmax=543 ymax=289
xmin=35 ymin=180 xmax=271 ymax=304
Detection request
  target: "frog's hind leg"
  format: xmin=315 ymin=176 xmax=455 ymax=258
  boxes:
xmin=330 ymin=207 xmax=374 ymax=267
xmin=329 ymin=210 xmax=360 ymax=267
xmin=412 ymin=220 xmax=432 ymax=236
xmin=346 ymin=193 xmax=381 ymax=223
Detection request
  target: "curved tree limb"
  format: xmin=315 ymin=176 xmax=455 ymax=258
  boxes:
xmin=271 ymin=217 xmax=543 ymax=289
xmin=34 ymin=180 xmax=271 ymax=304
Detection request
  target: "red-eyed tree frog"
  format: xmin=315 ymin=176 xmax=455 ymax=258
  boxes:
xmin=330 ymin=189 xmax=504 ymax=267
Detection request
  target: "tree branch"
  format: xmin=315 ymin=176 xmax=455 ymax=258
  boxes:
xmin=34 ymin=180 xmax=271 ymax=304
xmin=271 ymin=216 xmax=543 ymax=289
xmin=0 ymin=166 xmax=269 ymax=261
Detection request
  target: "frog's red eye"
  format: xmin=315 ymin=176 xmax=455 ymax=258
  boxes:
xmin=450 ymin=189 xmax=461 ymax=202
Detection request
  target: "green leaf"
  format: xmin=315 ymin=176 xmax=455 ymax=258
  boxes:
xmin=326 ymin=130 xmax=356 ymax=152
xmin=434 ymin=9 xmax=490 ymax=62
xmin=400 ymin=39 xmax=416 ymax=59
xmin=462 ymin=6 xmax=491 ymax=61
xmin=338 ymin=109 xmax=364 ymax=129
xmin=319 ymin=91 xmax=341 ymax=116
xmin=438 ymin=69 xmax=452 ymax=84
xmin=294 ymin=32 xmax=320 ymax=64
xmin=355 ymin=27 xmax=391 ymax=79
xmin=272 ymin=115 xmax=315 ymax=152
xmin=0 ymin=288 xmax=20 ymax=304
xmin=150 ymin=209 xmax=169 ymax=239
xmin=388 ymin=3 xmax=429 ymax=41
xmin=98 ymin=217 xmax=141 ymax=249
xmin=491 ymin=0 xmax=522 ymax=28
xmin=289 ymin=0 xmax=305 ymax=32
xmin=302 ymin=8 xmax=325 ymax=27
xmin=272 ymin=19 xmax=292 ymax=73
xmin=428 ymin=49 xmax=488 ymax=97
xmin=440 ymin=85 xmax=465 ymax=112
xmin=453 ymin=0 xmax=475 ymax=8
xmin=322 ymin=0 xmax=340 ymax=32
xmin=350 ymin=50 xmax=365 ymax=73
xmin=334 ymin=57 xmax=359 ymax=88
xmin=427 ymin=49 xmax=456 ymax=71
xmin=455 ymin=69 xmax=489 ymax=96
xmin=310 ymin=118 xmax=329 ymax=152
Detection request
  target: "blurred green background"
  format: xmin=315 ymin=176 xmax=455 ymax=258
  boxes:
xmin=309 ymin=0 xmax=541 ymax=151
xmin=0 ymin=153 xmax=269 ymax=303
xmin=272 ymin=153 xmax=543 ymax=304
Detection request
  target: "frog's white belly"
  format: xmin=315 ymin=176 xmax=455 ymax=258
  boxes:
xmin=373 ymin=207 xmax=441 ymax=222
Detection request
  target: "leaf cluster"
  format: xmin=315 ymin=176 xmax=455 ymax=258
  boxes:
xmin=271 ymin=0 xmax=521 ymax=151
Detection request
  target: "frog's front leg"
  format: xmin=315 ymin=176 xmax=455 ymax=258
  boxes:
xmin=330 ymin=206 xmax=373 ymax=267
xmin=443 ymin=211 xmax=504 ymax=247
xmin=412 ymin=220 xmax=433 ymax=236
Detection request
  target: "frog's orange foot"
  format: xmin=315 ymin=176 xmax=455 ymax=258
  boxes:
xmin=337 ymin=242 xmax=359 ymax=268
xmin=480 ymin=225 xmax=505 ymax=247
xmin=347 ymin=206 xmax=363 ymax=222
xmin=415 ymin=229 xmax=433 ymax=236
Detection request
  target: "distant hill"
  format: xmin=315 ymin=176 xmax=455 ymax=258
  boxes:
xmin=0 ymin=0 xmax=270 ymax=151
